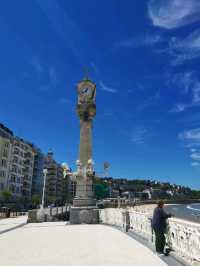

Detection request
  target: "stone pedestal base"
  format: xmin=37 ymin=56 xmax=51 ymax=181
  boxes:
xmin=73 ymin=197 xmax=96 ymax=207
xmin=70 ymin=206 xmax=99 ymax=224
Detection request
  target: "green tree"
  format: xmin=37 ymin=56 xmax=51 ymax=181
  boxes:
xmin=2 ymin=190 xmax=12 ymax=202
xmin=31 ymin=195 xmax=41 ymax=207
xmin=47 ymin=196 xmax=56 ymax=205
xmin=95 ymin=183 xmax=109 ymax=199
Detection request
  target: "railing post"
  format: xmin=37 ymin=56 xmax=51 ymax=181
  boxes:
xmin=117 ymin=197 xmax=121 ymax=208
xmin=122 ymin=210 xmax=130 ymax=232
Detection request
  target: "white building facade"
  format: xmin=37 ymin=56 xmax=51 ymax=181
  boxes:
xmin=0 ymin=124 xmax=35 ymax=199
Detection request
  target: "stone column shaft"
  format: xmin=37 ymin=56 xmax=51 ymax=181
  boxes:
xmin=79 ymin=119 xmax=92 ymax=166
xmin=75 ymin=119 xmax=94 ymax=201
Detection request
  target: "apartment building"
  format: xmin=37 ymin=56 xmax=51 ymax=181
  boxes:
xmin=69 ymin=180 xmax=76 ymax=199
xmin=31 ymin=147 xmax=45 ymax=197
xmin=9 ymin=137 xmax=35 ymax=198
xmin=0 ymin=124 xmax=13 ymax=193
xmin=0 ymin=123 xmax=35 ymax=199
xmin=0 ymin=123 xmax=70 ymax=203
xmin=44 ymin=150 xmax=64 ymax=205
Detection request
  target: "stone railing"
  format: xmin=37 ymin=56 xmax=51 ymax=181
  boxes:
xmin=168 ymin=218 xmax=200 ymax=263
xmin=129 ymin=210 xmax=153 ymax=241
xmin=28 ymin=206 xmax=68 ymax=223
xmin=99 ymin=208 xmax=200 ymax=264
xmin=99 ymin=208 xmax=124 ymax=227
xmin=43 ymin=206 xmax=67 ymax=216
xmin=0 ymin=211 xmax=27 ymax=218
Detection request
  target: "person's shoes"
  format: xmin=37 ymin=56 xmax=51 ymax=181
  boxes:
xmin=164 ymin=247 xmax=171 ymax=256
xmin=157 ymin=252 xmax=165 ymax=257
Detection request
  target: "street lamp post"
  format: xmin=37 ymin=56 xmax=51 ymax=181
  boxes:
xmin=62 ymin=163 xmax=73 ymax=204
xmin=62 ymin=163 xmax=70 ymax=179
xmin=41 ymin=168 xmax=48 ymax=209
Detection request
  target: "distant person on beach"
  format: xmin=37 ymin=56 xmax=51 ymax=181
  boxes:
xmin=152 ymin=200 xmax=172 ymax=255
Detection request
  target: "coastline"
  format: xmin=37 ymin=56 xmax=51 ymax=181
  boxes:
xmin=131 ymin=203 xmax=200 ymax=224
xmin=165 ymin=204 xmax=200 ymax=223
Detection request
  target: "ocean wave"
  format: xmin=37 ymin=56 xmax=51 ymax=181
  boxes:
xmin=187 ymin=204 xmax=200 ymax=212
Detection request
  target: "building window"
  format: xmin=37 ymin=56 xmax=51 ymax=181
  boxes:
xmin=9 ymin=185 xmax=15 ymax=193
xmin=4 ymin=142 xmax=9 ymax=148
xmin=18 ymin=168 xmax=22 ymax=174
xmin=16 ymin=187 xmax=20 ymax=193
xmin=12 ymin=165 xmax=17 ymax=173
xmin=13 ymin=156 xmax=18 ymax=164
xmin=11 ymin=175 xmax=16 ymax=183
xmin=0 ymin=171 xmax=5 ymax=177
xmin=3 ymin=149 xmax=8 ymax=158
xmin=14 ymin=148 xmax=19 ymax=155
xmin=1 ymin=159 xmax=7 ymax=168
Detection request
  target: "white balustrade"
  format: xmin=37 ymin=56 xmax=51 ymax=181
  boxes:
xmin=58 ymin=207 xmax=62 ymax=213
xmin=99 ymin=208 xmax=200 ymax=264
xmin=168 ymin=218 xmax=200 ymax=262
xmin=51 ymin=208 xmax=57 ymax=216
xmin=44 ymin=208 xmax=50 ymax=215
xmin=99 ymin=208 xmax=124 ymax=227
xmin=129 ymin=211 xmax=153 ymax=241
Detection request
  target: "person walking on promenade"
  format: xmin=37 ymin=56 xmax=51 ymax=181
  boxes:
xmin=152 ymin=200 xmax=172 ymax=255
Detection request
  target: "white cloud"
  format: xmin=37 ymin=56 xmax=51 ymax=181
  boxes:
xmin=190 ymin=152 xmax=200 ymax=161
xmin=186 ymin=142 xmax=200 ymax=148
xmin=116 ymin=34 xmax=163 ymax=48
xmin=170 ymin=104 xmax=187 ymax=113
xmin=148 ymin=0 xmax=200 ymax=29
xmin=193 ymin=82 xmax=200 ymax=103
xmin=191 ymin=161 xmax=200 ymax=166
xmin=169 ymin=72 xmax=200 ymax=113
xmin=170 ymin=102 xmax=200 ymax=113
xmin=169 ymin=30 xmax=200 ymax=64
xmin=30 ymin=57 xmax=59 ymax=91
xmin=179 ymin=128 xmax=200 ymax=141
xmin=179 ymin=128 xmax=200 ymax=166
xmin=131 ymin=126 xmax=147 ymax=144
xmin=172 ymin=72 xmax=194 ymax=94
xmin=99 ymin=81 xmax=117 ymax=93
xmin=36 ymin=0 xmax=87 ymax=64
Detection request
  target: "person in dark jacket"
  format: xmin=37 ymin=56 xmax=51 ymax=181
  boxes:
xmin=152 ymin=200 xmax=172 ymax=254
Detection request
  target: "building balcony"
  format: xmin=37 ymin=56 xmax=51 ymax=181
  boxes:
xmin=24 ymin=152 xmax=32 ymax=159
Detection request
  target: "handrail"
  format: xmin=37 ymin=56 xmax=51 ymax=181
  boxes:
xmin=99 ymin=208 xmax=200 ymax=263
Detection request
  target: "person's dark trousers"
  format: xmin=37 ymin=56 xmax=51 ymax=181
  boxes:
xmin=154 ymin=229 xmax=165 ymax=253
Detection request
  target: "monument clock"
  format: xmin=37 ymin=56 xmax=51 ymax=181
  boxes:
xmin=70 ymin=74 xmax=99 ymax=224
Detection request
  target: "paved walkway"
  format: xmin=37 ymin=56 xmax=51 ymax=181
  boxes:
xmin=0 ymin=222 xmax=167 ymax=266
xmin=0 ymin=216 xmax=27 ymax=234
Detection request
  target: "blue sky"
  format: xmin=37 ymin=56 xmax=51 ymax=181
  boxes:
xmin=1 ymin=0 xmax=200 ymax=189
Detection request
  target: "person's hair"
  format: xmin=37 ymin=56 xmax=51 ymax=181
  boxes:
xmin=157 ymin=200 xmax=164 ymax=208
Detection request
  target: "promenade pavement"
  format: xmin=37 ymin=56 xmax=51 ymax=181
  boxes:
xmin=0 ymin=216 xmax=27 ymax=234
xmin=0 ymin=222 xmax=167 ymax=266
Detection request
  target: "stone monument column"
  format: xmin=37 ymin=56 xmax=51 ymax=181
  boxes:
xmin=70 ymin=75 xmax=99 ymax=224
xmin=79 ymin=119 xmax=92 ymax=166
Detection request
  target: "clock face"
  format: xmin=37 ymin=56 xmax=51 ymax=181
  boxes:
xmin=79 ymin=87 xmax=93 ymax=103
